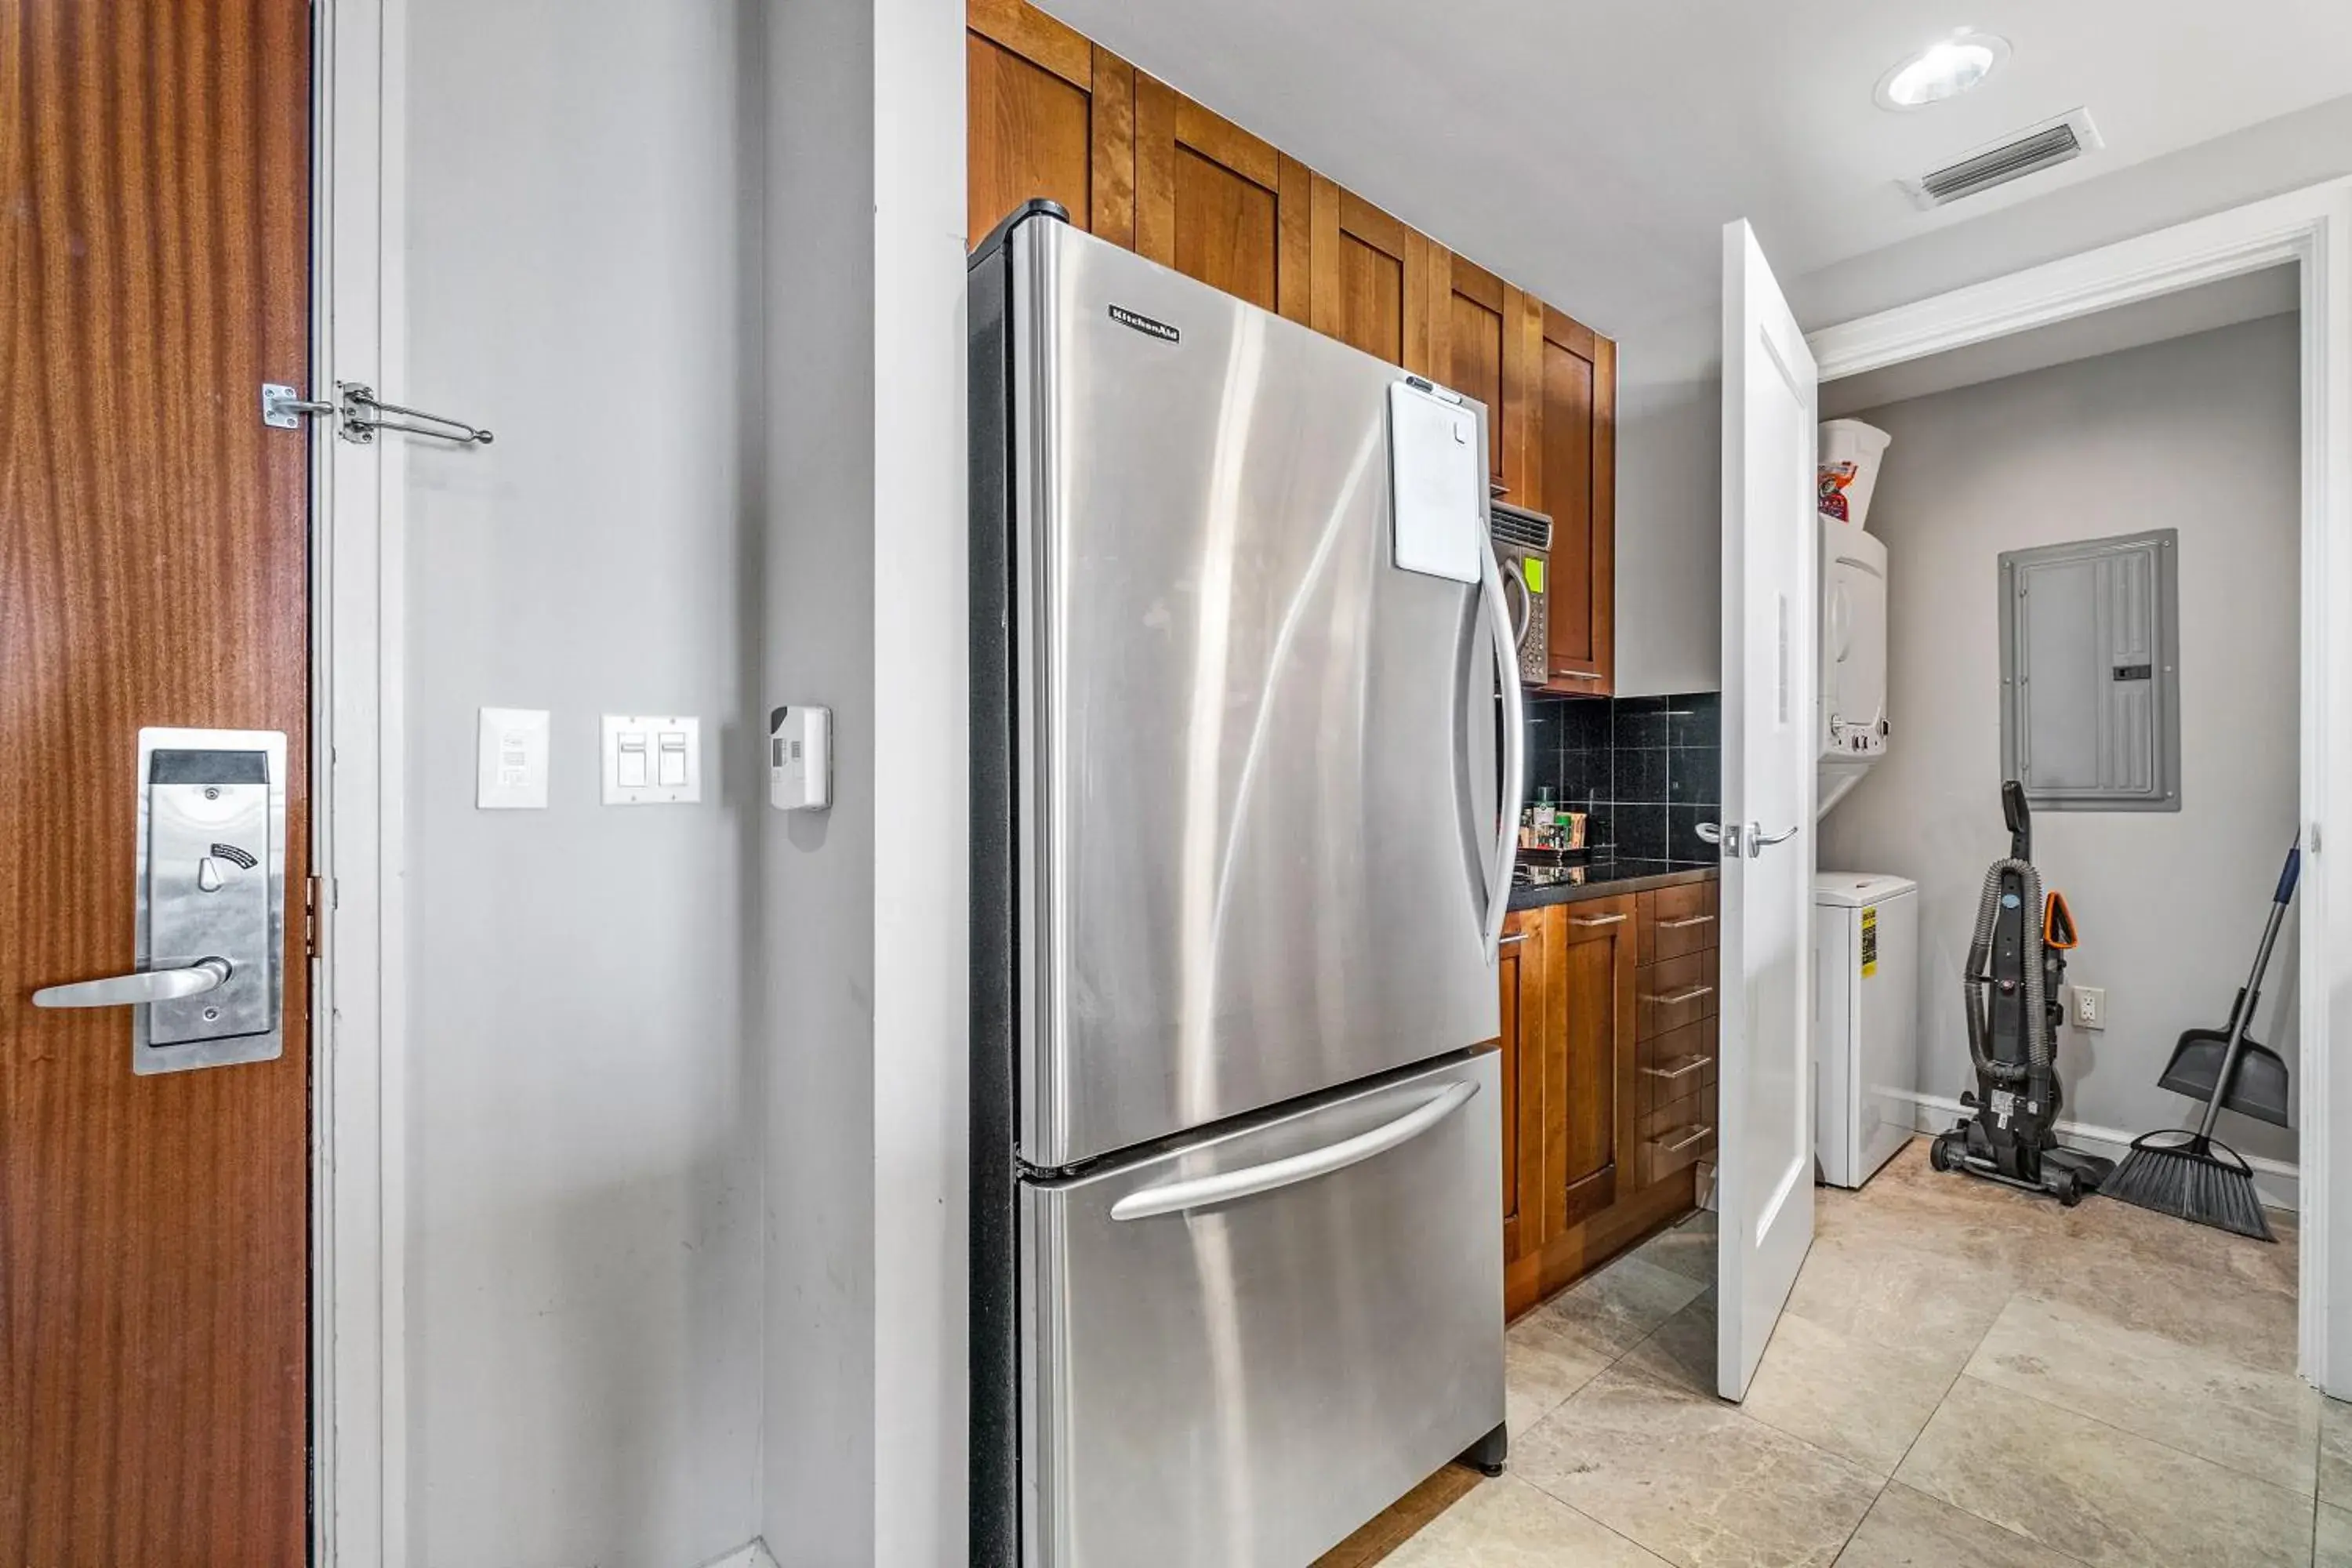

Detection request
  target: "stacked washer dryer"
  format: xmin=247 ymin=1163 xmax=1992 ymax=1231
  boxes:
xmin=1813 ymin=420 xmax=1920 ymax=1189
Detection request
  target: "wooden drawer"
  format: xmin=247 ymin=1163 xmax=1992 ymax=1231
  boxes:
xmin=1639 ymin=880 xmax=1719 ymax=964
xmin=1636 ymin=1015 xmax=1716 ymax=1113
xmin=1636 ymin=947 xmax=1719 ymax=1040
xmin=1639 ymin=1080 xmax=1718 ymax=1187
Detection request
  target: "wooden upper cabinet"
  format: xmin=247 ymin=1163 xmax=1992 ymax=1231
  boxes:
xmin=1134 ymin=74 xmax=1308 ymax=321
xmin=1539 ymin=305 xmax=1617 ymax=691
xmin=966 ymin=0 xmax=1135 ymax=246
xmin=1307 ymin=176 xmax=1442 ymax=376
xmin=1552 ymin=897 xmax=1638 ymax=1232
xmin=1442 ymin=256 xmax=1538 ymax=502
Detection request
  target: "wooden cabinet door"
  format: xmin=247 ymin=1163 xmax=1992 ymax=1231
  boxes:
xmin=1540 ymin=304 xmax=1617 ymax=691
xmin=1497 ymin=909 xmax=1550 ymax=1270
xmin=1134 ymin=75 xmax=1309 ymax=319
xmin=1552 ymin=897 xmax=1638 ymax=1230
xmin=1440 ymin=257 xmax=1538 ymax=503
xmin=966 ymin=0 xmax=1136 ymax=246
xmin=1307 ymin=176 xmax=1441 ymax=375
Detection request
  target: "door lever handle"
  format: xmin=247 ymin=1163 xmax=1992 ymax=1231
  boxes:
xmin=33 ymin=957 xmax=231 ymax=1010
xmin=1748 ymin=824 xmax=1800 ymax=856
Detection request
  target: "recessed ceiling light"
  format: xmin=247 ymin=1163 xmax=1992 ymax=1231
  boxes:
xmin=1875 ymin=31 xmax=2010 ymax=111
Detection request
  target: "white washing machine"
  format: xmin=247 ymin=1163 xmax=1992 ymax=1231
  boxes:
xmin=1815 ymin=872 xmax=1919 ymax=1189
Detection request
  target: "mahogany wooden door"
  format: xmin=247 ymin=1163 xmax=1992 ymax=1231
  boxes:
xmin=1 ymin=3 xmax=312 ymax=1562
xmin=966 ymin=0 xmax=1136 ymax=247
xmin=1134 ymin=74 xmax=1309 ymax=321
xmin=1439 ymin=256 xmax=1537 ymax=505
xmin=1495 ymin=909 xmax=1550 ymax=1276
xmin=1306 ymin=174 xmax=1443 ymax=376
xmin=1540 ymin=303 xmax=1617 ymax=692
xmin=1552 ymin=896 xmax=1637 ymax=1232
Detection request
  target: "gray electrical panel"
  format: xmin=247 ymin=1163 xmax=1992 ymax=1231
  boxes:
xmin=1999 ymin=528 xmax=2180 ymax=811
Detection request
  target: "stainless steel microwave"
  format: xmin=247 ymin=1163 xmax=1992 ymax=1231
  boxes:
xmin=1490 ymin=502 xmax=1552 ymax=685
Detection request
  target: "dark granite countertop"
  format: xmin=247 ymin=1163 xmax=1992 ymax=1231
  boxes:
xmin=1507 ymin=858 xmax=1717 ymax=911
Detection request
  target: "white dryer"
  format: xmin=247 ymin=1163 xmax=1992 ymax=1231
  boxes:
xmin=1815 ymin=871 xmax=1918 ymax=1189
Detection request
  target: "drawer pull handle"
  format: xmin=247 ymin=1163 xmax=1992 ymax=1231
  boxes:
xmin=1642 ymin=984 xmax=1716 ymax=1006
xmin=1643 ymin=1055 xmax=1710 ymax=1081
xmin=1658 ymin=1124 xmax=1715 ymax=1155
xmin=1497 ymin=933 xmax=1530 ymax=947
xmin=1570 ymin=912 xmax=1628 ymax=927
xmin=1657 ymin=914 xmax=1716 ymax=930
xmin=1109 ymin=1081 xmax=1477 ymax=1221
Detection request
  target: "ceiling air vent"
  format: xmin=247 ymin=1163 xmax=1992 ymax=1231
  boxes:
xmin=1902 ymin=108 xmax=2103 ymax=209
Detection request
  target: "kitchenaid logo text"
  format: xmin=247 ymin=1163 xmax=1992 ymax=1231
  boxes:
xmin=1108 ymin=305 xmax=1180 ymax=343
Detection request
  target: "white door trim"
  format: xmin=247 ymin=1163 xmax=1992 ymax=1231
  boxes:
xmin=312 ymin=2 xmax=409 ymax=1563
xmin=1808 ymin=176 xmax=2352 ymax=1396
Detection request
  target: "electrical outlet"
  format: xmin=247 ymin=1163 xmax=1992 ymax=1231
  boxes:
xmin=2073 ymin=985 xmax=2106 ymax=1029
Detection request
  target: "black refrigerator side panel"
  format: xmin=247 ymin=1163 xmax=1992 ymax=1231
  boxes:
xmin=968 ymin=215 xmax=1026 ymax=1568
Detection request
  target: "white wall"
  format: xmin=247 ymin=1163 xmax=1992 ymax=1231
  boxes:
xmin=1613 ymin=93 xmax=2352 ymax=697
xmin=1817 ymin=318 xmax=2303 ymax=1173
xmin=402 ymin=2 xmax=766 ymax=1564
xmin=760 ymin=0 xmax=967 ymax=1563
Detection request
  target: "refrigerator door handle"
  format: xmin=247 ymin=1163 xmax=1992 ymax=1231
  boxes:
xmin=1109 ymin=1081 xmax=1479 ymax=1222
xmin=1480 ymin=535 xmax=1525 ymax=960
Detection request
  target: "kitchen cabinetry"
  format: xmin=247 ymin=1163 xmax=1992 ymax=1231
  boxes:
xmin=1440 ymin=257 xmax=1539 ymax=505
xmin=1501 ymin=877 xmax=1716 ymax=1319
xmin=964 ymin=0 xmax=1618 ymax=691
xmin=1134 ymin=76 xmax=1309 ymax=321
xmin=1539 ymin=305 xmax=1617 ymax=691
xmin=966 ymin=0 xmax=1136 ymax=247
xmin=1308 ymin=176 xmax=1446 ymax=378
xmin=1496 ymin=909 xmax=1548 ymax=1270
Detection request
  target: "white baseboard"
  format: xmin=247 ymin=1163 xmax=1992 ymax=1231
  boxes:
xmin=1902 ymin=1092 xmax=2300 ymax=1213
xmin=697 ymin=1542 xmax=779 ymax=1568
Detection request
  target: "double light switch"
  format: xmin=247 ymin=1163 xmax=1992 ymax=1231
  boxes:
xmin=603 ymin=715 xmax=702 ymax=804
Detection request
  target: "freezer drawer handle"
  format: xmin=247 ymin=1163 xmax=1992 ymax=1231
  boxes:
xmin=1109 ymin=1081 xmax=1479 ymax=1222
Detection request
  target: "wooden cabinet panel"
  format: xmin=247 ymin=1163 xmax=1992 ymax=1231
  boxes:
xmin=1308 ymin=176 xmax=1437 ymax=374
xmin=1441 ymin=259 xmax=1537 ymax=500
xmin=966 ymin=0 xmax=1135 ymax=246
xmin=1497 ymin=909 xmax=1549 ymax=1269
xmin=1637 ymin=947 xmax=1720 ymax=1040
xmin=1553 ymin=898 xmax=1636 ymax=1230
xmin=1540 ymin=304 xmax=1616 ymax=691
xmin=1639 ymin=880 xmax=1719 ymax=964
xmin=1135 ymin=76 xmax=1308 ymax=320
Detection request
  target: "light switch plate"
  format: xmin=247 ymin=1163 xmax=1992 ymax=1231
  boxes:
xmin=602 ymin=714 xmax=701 ymax=805
xmin=477 ymin=707 xmax=551 ymax=809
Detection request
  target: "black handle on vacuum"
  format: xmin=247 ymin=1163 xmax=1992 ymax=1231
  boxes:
xmin=2002 ymin=780 xmax=2031 ymax=862
xmin=2276 ymin=842 xmax=2302 ymax=906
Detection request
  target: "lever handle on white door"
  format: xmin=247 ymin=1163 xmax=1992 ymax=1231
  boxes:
xmin=1695 ymin=821 xmax=1741 ymax=857
xmin=32 ymin=957 xmax=232 ymax=1010
xmin=1748 ymin=824 xmax=1800 ymax=855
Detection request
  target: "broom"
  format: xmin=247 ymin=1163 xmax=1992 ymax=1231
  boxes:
xmin=2104 ymin=844 xmax=2296 ymax=1242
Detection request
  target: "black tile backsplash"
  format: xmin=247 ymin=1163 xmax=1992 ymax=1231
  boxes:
xmin=1525 ymin=691 xmax=1722 ymax=867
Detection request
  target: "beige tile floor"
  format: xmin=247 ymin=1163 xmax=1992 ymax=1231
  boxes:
xmin=1392 ymin=1137 xmax=2344 ymax=1568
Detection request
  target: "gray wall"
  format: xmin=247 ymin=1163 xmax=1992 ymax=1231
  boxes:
xmin=1817 ymin=318 xmax=2302 ymax=1173
xmin=1611 ymin=93 xmax=2352 ymax=696
xmin=402 ymin=2 xmax=767 ymax=1564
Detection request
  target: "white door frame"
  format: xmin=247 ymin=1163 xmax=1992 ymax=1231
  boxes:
xmin=312 ymin=1 xmax=408 ymax=1563
xmin=1806 ymin=177 xmax=2352 ymax=1396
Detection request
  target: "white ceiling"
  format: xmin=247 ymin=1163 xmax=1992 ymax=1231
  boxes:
xmin=1038 ymin=0 xmax=2352 ymax=336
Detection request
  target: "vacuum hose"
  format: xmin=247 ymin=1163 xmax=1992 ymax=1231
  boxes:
xmin=1963 ymin=858 xmax=2046 ymax=1088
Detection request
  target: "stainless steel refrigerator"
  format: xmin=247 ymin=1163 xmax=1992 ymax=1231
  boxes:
xmin=971 ymin=201 xmax=1523 ymax=1567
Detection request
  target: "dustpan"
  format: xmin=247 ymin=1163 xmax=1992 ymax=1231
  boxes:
xmin=2159 ymin=1014 xmax=2291 ymax=1127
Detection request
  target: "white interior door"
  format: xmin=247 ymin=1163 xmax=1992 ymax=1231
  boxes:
xmin=1713 ymin=220 xmax=1820 ymax=1402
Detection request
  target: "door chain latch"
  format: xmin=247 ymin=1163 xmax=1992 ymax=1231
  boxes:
xmin=261 ymin=381 xmax=493 ymax=445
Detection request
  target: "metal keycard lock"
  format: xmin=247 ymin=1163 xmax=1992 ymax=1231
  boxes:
xmin=31 ymin=728 xmax=288 ymax=1073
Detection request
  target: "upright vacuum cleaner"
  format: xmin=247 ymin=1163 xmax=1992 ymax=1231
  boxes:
xmin=1929 ymin=782 xmax=2115 ymax=1206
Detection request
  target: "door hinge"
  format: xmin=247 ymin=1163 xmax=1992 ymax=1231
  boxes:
xmin=303 ymin=874 xmax=324 ymax=956
xmin=261 ymin=381 xmax=495 ymax=446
